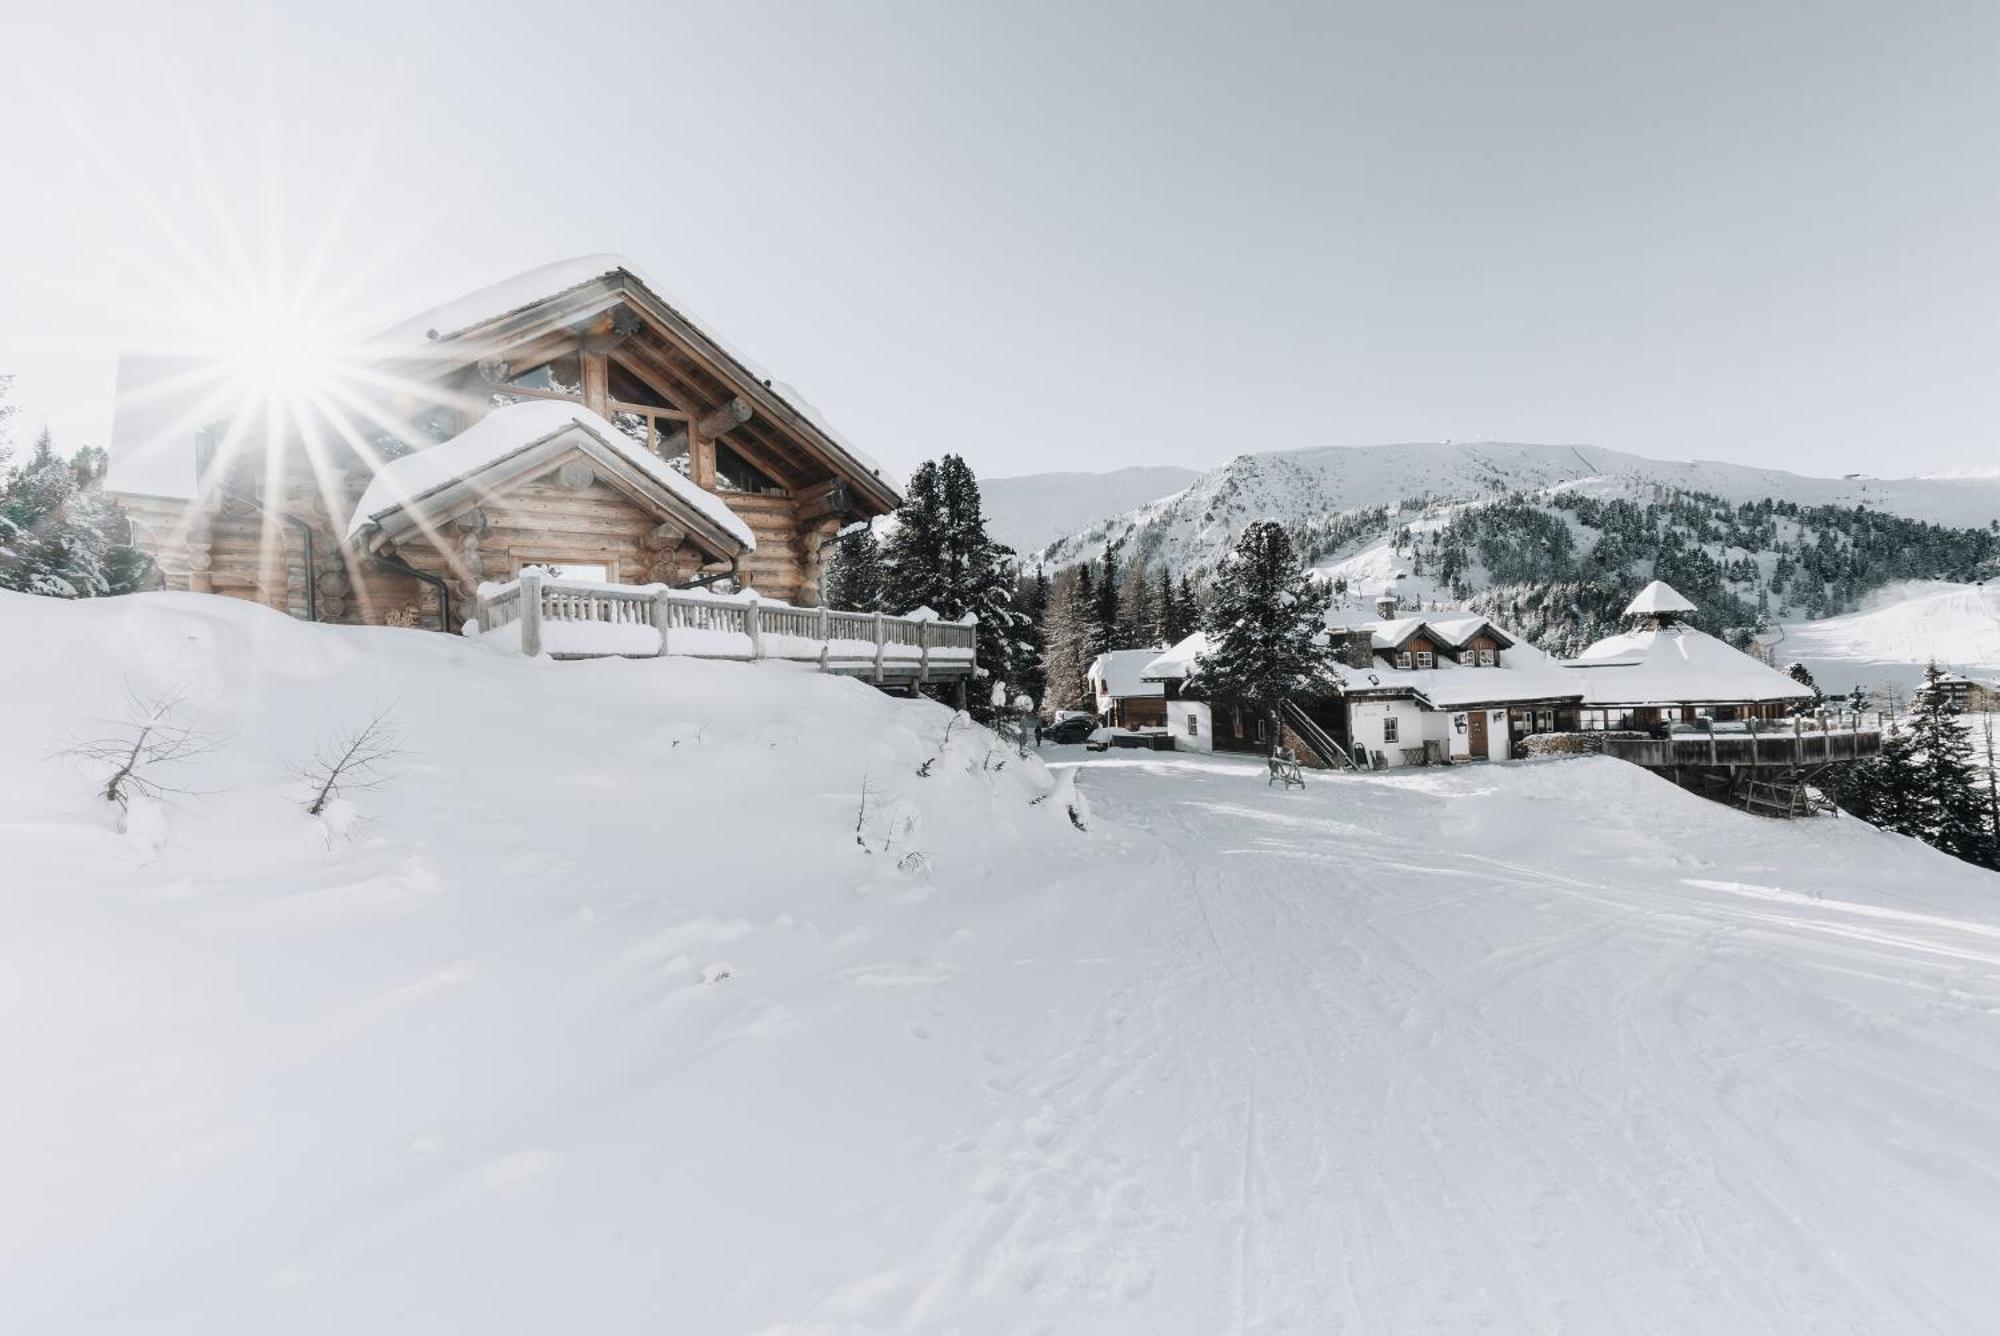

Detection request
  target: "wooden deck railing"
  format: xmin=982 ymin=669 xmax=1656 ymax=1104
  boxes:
xmin=1600 ymin=714 xmax=1884 ymax=769
xmin=471 ymin=571 xmax=977 ymax=683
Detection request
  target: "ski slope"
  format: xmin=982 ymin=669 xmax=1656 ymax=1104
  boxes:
xmin=7 ymin=592 xmax=2000 ymax=1334
xmin=1777 ymin=580 xmax=2000 ymax=697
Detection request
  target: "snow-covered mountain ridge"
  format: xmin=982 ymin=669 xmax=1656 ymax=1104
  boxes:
xmin=1031 ymin=440 xmax=2000 ymax=576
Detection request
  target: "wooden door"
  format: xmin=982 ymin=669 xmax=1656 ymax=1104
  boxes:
xmin=1467 ymin=709 xmax=1489 ymax=759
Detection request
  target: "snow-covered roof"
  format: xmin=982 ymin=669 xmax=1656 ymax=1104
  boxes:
xmin=345 ymin=400 xmax=756 ymax=551
xmin=108 ymin=253 xmax=900 ymax=504
xmin=373 ymin=254 xmax=900 ymax=497
xmin=1564 ymin=625 xmax=1815 ymax=707
xmin=1142 ymin=617 xmax=1574 ymax=708
xmin=1624 ymin=580 xmax=1698 ymax=618
xmin=1338 ymin=638 xmax=1581 ymax=709
xmin=1089 ymin=648 xmax=1167 ymax=699
xmin=1143 ymin=632 xmax=1210 ymax=682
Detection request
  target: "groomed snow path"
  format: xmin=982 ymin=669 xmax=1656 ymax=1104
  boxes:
xmin=8 ymin=594 xmax=2000 ymax=1334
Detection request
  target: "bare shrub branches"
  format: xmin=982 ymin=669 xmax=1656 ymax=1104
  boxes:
xmin=62 ymin=687 xmax=221 ymax=815
xmin=295 ymin=710 xmax=403 ymax=816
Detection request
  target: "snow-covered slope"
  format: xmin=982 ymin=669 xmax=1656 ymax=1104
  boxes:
xmin=9 ymin=591 xmax=2000 ymax=1333
xmin=980 ymin=464 xmax=1199 ymax=554
xmin=1036 ymin=440 xmax=2000 ymax=574
xmin=1774 ymin=580 xmax=2000 ymax=697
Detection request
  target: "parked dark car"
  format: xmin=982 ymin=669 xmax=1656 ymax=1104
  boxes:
xmin=1042 ymin=715 xmax=1096 ymax=745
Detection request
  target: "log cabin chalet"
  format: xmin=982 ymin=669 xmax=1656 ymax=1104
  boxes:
xmin=105 ymin=256 xmax=904 ymax=631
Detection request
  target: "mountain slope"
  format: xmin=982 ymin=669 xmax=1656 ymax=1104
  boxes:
xmin=1034 ymin=440 xmax=2000 ymax=575
xmin=980 ymin=464 xmax=1199 ymax=554
xmin=1774 ymin=580 xmax=2000 ymax=696
xmin=10 ymin=592 xmax=2000 ymax=1332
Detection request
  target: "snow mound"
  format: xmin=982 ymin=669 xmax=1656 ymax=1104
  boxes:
xmin=8 ymin=591 xmax=2000 ymax=1334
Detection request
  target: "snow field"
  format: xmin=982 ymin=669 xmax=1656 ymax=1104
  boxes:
xmin=7 ymin=590 xmax=2000 ymax=1333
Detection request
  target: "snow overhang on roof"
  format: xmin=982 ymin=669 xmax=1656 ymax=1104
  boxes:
xmin=344 ymin=400 xmax=756 ymax=557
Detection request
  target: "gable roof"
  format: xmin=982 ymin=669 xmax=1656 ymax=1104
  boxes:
xmin=374 ymin=254 xmax=901 ymax=509
xmin=345 ymin=401 xmax=755 ymax=557
xmin=106 ymin=253 xmax=901 ymax=511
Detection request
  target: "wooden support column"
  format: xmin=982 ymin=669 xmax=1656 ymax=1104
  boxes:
xmin=872 ymin=612 xmax=886 ymax=685
xmin=519 ymin=570 xmax=544 ymax=657
xmin=690 ymin=432 xmax=717 ymax=489
xmin=581 ymin=353 xmax=610 ymax=417
xmin=917 ymin=620 xmax=930 ymax=686
xmin=746 ymin=601 xmax=765 ymax=659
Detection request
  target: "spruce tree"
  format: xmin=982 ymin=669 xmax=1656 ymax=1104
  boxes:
xmin=1909 ymin=662 xmax=1992 ymax=866
xmin=1185 ymin=520 xmax=1341 ymax=753
xmin=1153 ymin=567 xmax=1185 ymax=643
xmin=1015 ymin=566 xmax=1049 ymax=709
xmin=1092 ymin=549 xmax=1121 ymax=655
xmin=0 ymin=426 xmax=150 ymax=598
xmin=824 ymin=524 xmax=885 ymax=612
xmin=1119 ymin=563 xmax=1157 ymax=647
xmin=1169 ymin=574 xmax=1200 ymax=643
xmin=1786 ymin=662 xmax=1823 ymax=714
xmin=881 ymin=460 xmax=948 ymax=614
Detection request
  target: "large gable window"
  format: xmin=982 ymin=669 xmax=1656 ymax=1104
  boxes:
xmin=716 ymin=441 xmax=782 ymax=494
xmin=606 ymin=359 xmax=693 ymax=472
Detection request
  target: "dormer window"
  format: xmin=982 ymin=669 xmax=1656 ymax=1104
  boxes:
xmin=1415 ymin=651 xmax=1434 ymax=669
xmin=1396 ymin=652 xmax=1413 ymax=670
xmin=1477 ymin=648 xmax=1495 ymax=667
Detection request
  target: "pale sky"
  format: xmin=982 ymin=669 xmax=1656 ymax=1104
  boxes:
xmin=1 ymin=1 xmax=1996 ymax=482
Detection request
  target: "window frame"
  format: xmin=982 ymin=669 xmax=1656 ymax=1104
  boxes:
xmin=1382 ymin=716 xmax=1400 ymax=744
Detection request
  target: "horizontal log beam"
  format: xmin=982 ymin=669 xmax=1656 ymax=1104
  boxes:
xmin=697 ymin=396 xmax=753 ymax=439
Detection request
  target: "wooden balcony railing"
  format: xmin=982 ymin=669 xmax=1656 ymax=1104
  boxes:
xmin=471 ymin=571 xmax=977 ymax=684
xmin=1599 ymin=714 xmax=1884 ymax=769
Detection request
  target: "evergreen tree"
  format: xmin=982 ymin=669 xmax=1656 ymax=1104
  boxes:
xmin=880 ymin=460 xmax=948 ymax=614
xmin=0 ymin=422 xmax=151 ymax=599
xmin=1119 ymin=563 xmax=1158 ymax=647
xmin=1153 ymin=567 xmax=1186 ymax=643
xmin=824 ymin=524 xmax=885 ymax=612
xmin=1785 ymin=662 xmax=1823 ymax=713
xmin=1092 ymin=549 xmax=1121 ymax=655
xmin=1168 ymin=574 xmax=1201 ymax=643
xmin=1014 ymin=566 xmax=1050 ymax=709
xmin=1908 ymin=662 xmax=1993 ymax=866
xmin=880 ymin=455 xmax=1028 ymax=709
xmin=1184 ymin=521 xmax=1341 ymax=753
xmin=1039 ymin=567 xmax=1093 ymax=713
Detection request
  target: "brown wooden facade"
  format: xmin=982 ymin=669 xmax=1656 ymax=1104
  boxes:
xmin=112 ymin=262 xmax=898 ymax=629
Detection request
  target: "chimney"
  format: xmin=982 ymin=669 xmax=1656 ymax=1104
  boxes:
xmin=1373 ymin=590 xmax=1399 ymax=620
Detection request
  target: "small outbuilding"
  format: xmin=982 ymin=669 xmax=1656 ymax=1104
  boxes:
xmin=1088 ymin=648 xmax=1169 ymax=729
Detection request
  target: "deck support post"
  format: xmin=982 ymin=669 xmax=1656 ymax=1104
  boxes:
xmin=917 ymin=620 xmax=930 ymax=686
xmin=746 ymin=601 xmax=765 ymax=659
xmin=872 ymin=612 xmax=886 ymax=685
xmin=519 ymin=570 xmax=543 ymax=658
xmin=652 ymin=587 xmax=672 ymax=657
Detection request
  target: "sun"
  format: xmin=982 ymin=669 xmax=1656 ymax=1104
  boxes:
xmin=204 ymin=293 xmax=357 ymax=414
